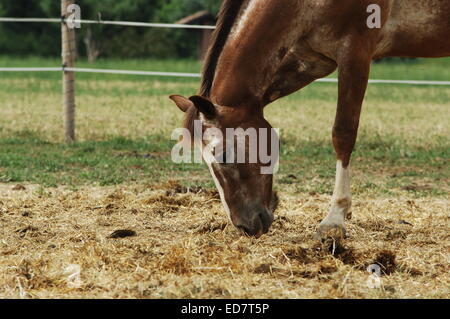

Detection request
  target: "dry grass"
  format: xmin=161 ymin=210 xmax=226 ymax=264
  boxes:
xmin=0 ymin=181 xmax=448 ymax=299
xmin=0 ymin=79 xmax=191 ymax=142
xmin=1 ymin=77 xmax=449 ymax=145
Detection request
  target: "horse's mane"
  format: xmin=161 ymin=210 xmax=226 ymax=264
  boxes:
xmin=200 ymin=0 xmax=245 ymax=97
xmin=184 ymin=0 xmax=245 ymax=138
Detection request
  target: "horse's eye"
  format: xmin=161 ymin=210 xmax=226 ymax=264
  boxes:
xmin=215 ymin=147 xmax=233 ymax=164
xmin=216 ymin=151 xmax=227 ymax=164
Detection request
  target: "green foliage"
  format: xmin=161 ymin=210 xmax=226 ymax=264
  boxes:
xmin=0 ymin=0 xmax=222 ymax=59
xmin=0 ymin=0 xmax=59 ymax=56
xmin=156 ymin=0 xmax=221 ymax=23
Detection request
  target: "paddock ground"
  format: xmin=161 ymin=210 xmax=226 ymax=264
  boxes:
xmin=0 ymin=57 xmax=448 ymax=298
xmin=0 ymin=182 xmax=448 ymax=298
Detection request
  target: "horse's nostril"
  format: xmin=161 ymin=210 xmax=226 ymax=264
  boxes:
xmin=259 ymin=210 xmax=274 ymax=233
xmin=235 ymin=209 xmax=273 ymax=238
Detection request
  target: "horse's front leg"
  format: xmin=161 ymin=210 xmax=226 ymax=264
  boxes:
xmin=316 ymin=50 xmax=372 ymax=241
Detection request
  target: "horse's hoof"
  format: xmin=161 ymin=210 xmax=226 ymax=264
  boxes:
xmin=315 ymin=222 xmax=346 ymax=242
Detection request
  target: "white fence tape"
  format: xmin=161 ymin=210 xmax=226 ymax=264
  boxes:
xmin=317 ymin=78 xmax=450 ymax=86
xmin=0 ymin=67 xmax=62 ymax=72
xmin=1 ymin=67 xmax=450 ymax=85
xmin=65 ymin=67 xmax=201 ymax=77
xmin=0 ymin=17 xmax=216 ymax=30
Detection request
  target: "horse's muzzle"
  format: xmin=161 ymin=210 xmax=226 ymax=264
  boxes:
xmin=236 ymin=208 xmax=274 ymax=238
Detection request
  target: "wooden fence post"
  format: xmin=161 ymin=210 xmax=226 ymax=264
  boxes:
xmin=61 ymin=0 xmax=76 ymax=142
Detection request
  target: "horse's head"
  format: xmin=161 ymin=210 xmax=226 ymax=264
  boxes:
xmin=170 ymin=95 xmax=279 ymax=238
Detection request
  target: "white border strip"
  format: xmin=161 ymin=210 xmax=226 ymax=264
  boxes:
xmin=0 ymin=67 xmax=449 ymax=85
xmin=65 ymin=67 xmax=201 ymax=78
xmin=0 ymin=17 xmax=216 ymax=30
xmin=318 ymin=78 xmax=450 ymax=85
xmin=0 ymin=67 xmax=62 ymax=72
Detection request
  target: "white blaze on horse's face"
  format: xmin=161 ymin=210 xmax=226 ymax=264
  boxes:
xmin=197 ymin=126 xmax=232 ymax=221
xmin=170 ymin=95 xmax=278 ymax=238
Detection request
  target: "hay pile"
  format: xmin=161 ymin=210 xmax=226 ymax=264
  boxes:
xmin=0 ymin=182 xmax=448 ymax=298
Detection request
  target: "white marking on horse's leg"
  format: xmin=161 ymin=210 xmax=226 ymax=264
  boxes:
xmin=330 ymin=160 xmax=352 ymax=221
xmin=317 ymin=160 xmax=352 ymax=237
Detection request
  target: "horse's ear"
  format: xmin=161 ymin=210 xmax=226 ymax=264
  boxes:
xmin=169 ymin=95 xmax=193 ymax=113
xmin=189 ymin=95 xmax=216 ymax=119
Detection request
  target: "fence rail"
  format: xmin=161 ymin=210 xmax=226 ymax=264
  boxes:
xmin=0 ymin=17 xmax=216 ymax=30
xmin=1 ymin=67 xmax=450 ymax=86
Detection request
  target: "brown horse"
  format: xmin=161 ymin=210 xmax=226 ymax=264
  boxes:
xmin=170 ymin=0 xmax=450 ymax=239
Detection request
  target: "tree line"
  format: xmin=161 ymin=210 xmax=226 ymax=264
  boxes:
xmin=0 ymin=0 xmax=222 ymax=60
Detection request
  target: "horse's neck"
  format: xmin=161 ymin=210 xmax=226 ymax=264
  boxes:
xmin=210 ymin=0 xmax=304 ymax=107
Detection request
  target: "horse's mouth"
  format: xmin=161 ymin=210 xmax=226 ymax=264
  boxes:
xmin=237 ymin=209 xmax=273 ymax=238
xmin=270 ymin=191 xmax=279 ymax=213
xmin=243 ymin=192 xmax=278 ymax=238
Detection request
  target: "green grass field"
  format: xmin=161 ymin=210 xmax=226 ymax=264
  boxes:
xmin=0 ymin=56 xmax=449 ymax=299
xmin=0 ymin=56 xmax=448 ymax=196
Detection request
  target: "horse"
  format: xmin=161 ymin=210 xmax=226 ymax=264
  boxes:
xmin=169 ymin=0 xmax=450 ymax=239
